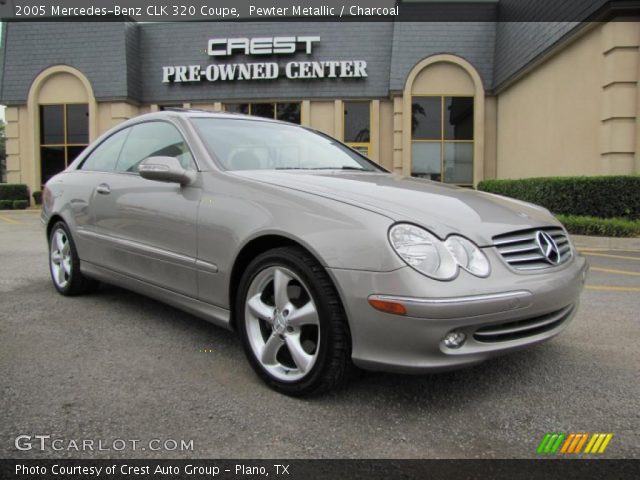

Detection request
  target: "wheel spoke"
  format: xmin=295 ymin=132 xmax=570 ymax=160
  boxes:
xmin=260 ymin=334 xmax=284 ymax=365
xmin=62 ymin=259 xmax=72 ymax=275
xmin=273 ymin=268 xmax=291 ymax=311
xmin=287 ymin=301 xmax=319 ymax=327
xmin=55 ymin=231 xmax=66 ymax=253
xmin=61 ymin=240 xmax=70 ymax=256
xmin=51 ymin=251 xmax=61 ymax=265
xmin=285 ymin=335 xmax=313 ymax=374
xmin=247 ymin=294 xmax=274 ymax=323
xmin=56 ymin=263 xmax=66 ymax=285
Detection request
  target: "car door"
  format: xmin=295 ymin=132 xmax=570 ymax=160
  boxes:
xmin=71 ymin=127 xmax=131 ymax=266
xmin=90 ymin=120 xmax=201 ymax=297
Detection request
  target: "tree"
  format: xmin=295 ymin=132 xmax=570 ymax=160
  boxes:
xmin=0 ymin=120 xmax=5 ymax=183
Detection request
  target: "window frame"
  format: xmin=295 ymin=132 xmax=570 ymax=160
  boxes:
xmin=343 ymin=100 xmax=372 ymax=158
xmin=411 ymin=94 xmax=474 ymax=186
xmin=223 ymin=102 xmax=302 ymax=124
xmin=39 ymin=102 xmax=89 ymax=185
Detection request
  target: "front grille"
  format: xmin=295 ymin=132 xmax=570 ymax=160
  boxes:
xmin=473 ymin=304 xmax=575 ymax=343
xmin=493 ymin=226 xmax=572 ymax=271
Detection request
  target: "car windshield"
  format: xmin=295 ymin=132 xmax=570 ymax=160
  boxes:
xmin=191 ymin=118 xmax=384 ymax=172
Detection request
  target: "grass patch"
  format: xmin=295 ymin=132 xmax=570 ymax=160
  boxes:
xmin=556 ymin=215 xmax=640 ymax=238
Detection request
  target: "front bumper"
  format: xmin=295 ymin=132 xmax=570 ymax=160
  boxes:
xmin=328 ymin=250 xmax=588 ymax=374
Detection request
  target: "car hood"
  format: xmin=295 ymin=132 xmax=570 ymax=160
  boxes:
xmin=232 ymin=171 xmax=561 ymax=246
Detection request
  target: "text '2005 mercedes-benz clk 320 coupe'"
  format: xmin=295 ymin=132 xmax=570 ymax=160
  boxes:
xmin=42 ymin=110 xmax=587 ymax=396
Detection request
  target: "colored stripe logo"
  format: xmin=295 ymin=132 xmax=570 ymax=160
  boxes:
xmin=537 ymin=433 xmax=613 ymax=454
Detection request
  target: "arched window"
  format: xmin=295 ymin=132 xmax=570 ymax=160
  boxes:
xmin=403 ymin=55 xmax=485 ymax=186
xmin=27 ymin=66 xmax=97 ymax=187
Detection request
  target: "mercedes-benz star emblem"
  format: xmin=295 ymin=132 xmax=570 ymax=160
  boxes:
xmin=535 ymin=231 xmax=561 ymax=265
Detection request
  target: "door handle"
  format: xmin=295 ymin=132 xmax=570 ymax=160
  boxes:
xmin=96 ymin=183 xmax=111 ymax=195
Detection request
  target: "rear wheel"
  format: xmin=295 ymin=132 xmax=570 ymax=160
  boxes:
xmin=237 ymin=247 xmax=353 ymax=396
xmin=49 ymin=221 xmax=98 ymax=295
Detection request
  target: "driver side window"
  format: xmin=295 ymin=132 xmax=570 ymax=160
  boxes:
xmin=80 ymin=128 xmax=130 ymax=172
xmin=115 ymin=121 xmax=196 ymax=174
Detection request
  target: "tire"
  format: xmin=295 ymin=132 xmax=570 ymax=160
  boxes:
xmin=48 ymin=221 xmax=99 ymax=296
xmin=236 ymin=246 xmax=354 ymax=396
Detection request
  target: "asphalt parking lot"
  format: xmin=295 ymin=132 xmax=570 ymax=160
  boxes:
xmin=1 ymin=210 xmax=638 ymax=459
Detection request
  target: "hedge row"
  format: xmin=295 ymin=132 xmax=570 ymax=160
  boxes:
xmin=477 ymin=176 xmax=640 ymax=220
xmin=0 ymin=184 xmax=29 ymax=202
xmin=0 ymin=199 xmax=29 ymax=210
xmin=33 ymin=191 xmax=43 ymax=205
xmin=556 ymin=215 xmax=640 ymax=238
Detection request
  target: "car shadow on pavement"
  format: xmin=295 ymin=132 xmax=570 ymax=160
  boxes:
xmin=43 ymin=282 xmax=566 ymax=412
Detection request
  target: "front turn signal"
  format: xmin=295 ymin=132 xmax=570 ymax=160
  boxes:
xmin=368 ymin=298 xmax=407 ymax=316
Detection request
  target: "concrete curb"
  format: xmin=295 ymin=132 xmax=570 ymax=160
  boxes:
xmin=0 ymin=208 xmax=41 ymax=213
xmin=572 ymin=234 xmax=640 ymax=252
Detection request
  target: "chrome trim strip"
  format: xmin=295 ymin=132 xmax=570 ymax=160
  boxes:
xmin=500 ymin=245 xmax=539 ymax=255
xmin=493 ymin=235 xmax=534 ymax=246
xmin=369 ymin=290 xmax=533 ymax=319
xmin=77 ymin=228 xmax=196 ymax=268
xmin=508 ymin=254 xmax=546 ymax=263
xmin=195 ymin=259 xmax=219 ymax=274
xmin=373 ymin=291 xmax=530 ymax=305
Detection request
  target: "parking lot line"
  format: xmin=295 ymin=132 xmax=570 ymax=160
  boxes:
xmin=590 ymin=267 xmax=640 ymax=276
xmin=586 ymin=285 xmax=640 ymax=292
xmin=0 ymin=214 xmax=21 ymax=224
xmin=581 ymin=252 xmax=640 ymax=261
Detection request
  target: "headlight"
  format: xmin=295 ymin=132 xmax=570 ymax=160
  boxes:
xmin=388 ymin=224 xmax=490 ymax=280
xmin=445 ymin=235 xmax=491 ymax=277
xmin=388 ymin=224 xmax=458 ymax=280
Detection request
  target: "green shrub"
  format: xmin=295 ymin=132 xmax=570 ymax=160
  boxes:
xmin=0 ymin=183 xmax=29 ymax=202
xmin=556 ymin=215 xmax=640 ymax=238
xmin=32 ymin=191 xmax=42 ymax=205
xmin=0 ymin=200 xmax=13 ymax=210
xmin=477 ymin=176 xmax=640 ymax=220
xmin=12 ymin=200 xmax=29 ymax=210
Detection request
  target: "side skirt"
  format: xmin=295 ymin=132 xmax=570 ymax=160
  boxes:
xmin=80 ymin=261 xmax=232 ymax=330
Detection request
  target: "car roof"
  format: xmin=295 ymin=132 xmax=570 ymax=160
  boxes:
xmin=141 ymin=108 xmax=283 ymax=124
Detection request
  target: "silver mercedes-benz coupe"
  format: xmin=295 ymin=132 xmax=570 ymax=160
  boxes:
xmin=42 ymin=110 xmax=587 ymax=395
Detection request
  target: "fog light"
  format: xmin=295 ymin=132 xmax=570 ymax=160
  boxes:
xmin=443 ymin=330 xmax=466 ymax=349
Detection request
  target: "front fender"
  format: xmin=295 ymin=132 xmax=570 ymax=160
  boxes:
xmin=196 ymin=173 xmax=404 ymax=309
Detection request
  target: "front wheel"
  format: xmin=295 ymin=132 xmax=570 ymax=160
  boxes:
xmin=236 ymin=247 xmax=354 ymax=396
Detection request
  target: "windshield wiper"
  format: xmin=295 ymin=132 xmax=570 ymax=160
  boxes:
xmin=274 ymin=167 xmax=317 ymax=170
xmin=273 ymin=166 xmax=371 ymax=171
xmin=307 ymin=166 xmax=368 ymax=171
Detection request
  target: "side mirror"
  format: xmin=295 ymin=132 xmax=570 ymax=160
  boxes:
xmin=138 ymin=156 xmax=196 ymax=185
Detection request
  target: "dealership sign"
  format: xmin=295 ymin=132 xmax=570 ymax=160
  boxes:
xmin=162 ymin=36 xmax=367 ymax=83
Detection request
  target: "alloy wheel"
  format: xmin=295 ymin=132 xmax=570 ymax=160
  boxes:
xmin=244 ymin=266 xmax=321 ymax=382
